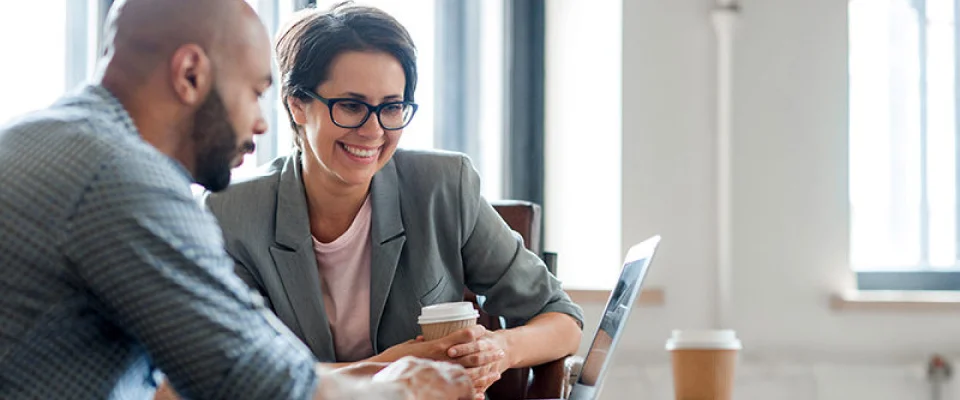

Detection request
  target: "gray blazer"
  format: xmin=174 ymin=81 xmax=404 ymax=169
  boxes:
xmin=203 ymin=149 xmax=583 ymax=362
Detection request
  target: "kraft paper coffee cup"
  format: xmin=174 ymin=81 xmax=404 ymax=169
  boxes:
xmin=417 ymin=302 xmax=479 ymax=341
xmin=665 ymin=330 xmax=742 ymax=400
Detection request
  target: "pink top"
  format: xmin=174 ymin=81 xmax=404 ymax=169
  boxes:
xmin=311 ymin=196 xmax=374 ymax=362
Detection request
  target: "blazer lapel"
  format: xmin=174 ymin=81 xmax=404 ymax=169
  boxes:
xmin=369 ymin=159 xmax=406 ymax=352
xmin=270 ymin=153 xmax=336 ymax=361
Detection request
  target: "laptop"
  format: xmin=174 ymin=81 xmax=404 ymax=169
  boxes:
xmin=566 ymin=235 xmax=662 ymax=400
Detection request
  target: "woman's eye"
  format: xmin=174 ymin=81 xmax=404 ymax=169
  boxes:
xmin=338 ymin=102 xmax=364 ymax=113
xmin=382 ymin=104 xmax=403 ymax=115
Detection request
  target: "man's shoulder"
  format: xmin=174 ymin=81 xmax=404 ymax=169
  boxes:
xmin=0 ymin=105 xmax=140 ymax=197
xmin=0 ymin=105 xmax=97 ymax=151
xmin=0 ymin=94 xmax=149 ymax=164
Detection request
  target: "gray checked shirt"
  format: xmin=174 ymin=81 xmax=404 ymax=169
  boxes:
xmin=0 ymin=85 xmax=318 ymax=399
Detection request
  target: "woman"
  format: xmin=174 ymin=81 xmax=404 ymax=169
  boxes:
xmin=204 ymin=2 xmax=583 ymax=397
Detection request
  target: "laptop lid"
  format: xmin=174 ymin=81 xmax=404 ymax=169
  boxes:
xmin=567 ymin=235 xmax=661 ymax=400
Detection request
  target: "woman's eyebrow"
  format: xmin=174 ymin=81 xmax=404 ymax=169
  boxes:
xmin=339 ymin=92 xmax=404 ymax=102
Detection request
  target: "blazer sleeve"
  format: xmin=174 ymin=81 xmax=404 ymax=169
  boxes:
xmin=457 ymin=156 xmax=584 ymax=328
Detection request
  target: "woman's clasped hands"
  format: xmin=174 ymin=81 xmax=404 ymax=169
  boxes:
xmin=375 ymin=325 xmax=511 ymax=400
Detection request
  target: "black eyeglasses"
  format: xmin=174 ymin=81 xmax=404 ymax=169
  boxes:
xmin=298 ymin=88 xmax=418 ymax=131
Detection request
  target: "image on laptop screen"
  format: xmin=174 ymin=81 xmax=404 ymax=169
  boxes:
xmin=568 ymin=236 xmax=660 ymax=400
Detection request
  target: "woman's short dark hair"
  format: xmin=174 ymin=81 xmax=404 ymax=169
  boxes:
xmin=275 ymin=1 xmax=417 ymax=149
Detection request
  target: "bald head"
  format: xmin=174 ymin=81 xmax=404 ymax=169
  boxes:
xmin=95 ymin=0 xmax=274 ymax=192
xmin=97 ymin=0 xmax=265 ymax=84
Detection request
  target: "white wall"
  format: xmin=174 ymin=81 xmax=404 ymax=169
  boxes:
xmin=548 ymin=0 xmax=960 ymax=398
xmin=618 ymin=0 xmax=720 ymax=351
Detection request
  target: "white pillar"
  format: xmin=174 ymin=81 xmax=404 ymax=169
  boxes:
xmin=712 ymin=2 xmax=739 ymax=329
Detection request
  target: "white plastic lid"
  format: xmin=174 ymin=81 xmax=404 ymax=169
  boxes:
xmin=417 ymin=302 xmax=479 ymax=325
xmin=665 ymin=329 xmax=742 ymax=351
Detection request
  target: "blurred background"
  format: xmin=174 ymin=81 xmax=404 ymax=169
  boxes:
xmin=2 ymin=0 xmax=959 ymax=398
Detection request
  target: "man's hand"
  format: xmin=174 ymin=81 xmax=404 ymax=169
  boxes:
xmin=372 ymin=356 xmax=474 ymax=400
xmin=153 ymin=380 xmax=179 ymax=400
xmin=333 ymin=361 xmax=392 ymax=378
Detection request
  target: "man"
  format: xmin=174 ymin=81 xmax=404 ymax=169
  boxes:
xmin=0 ymin=0 xmax=472 ymax=399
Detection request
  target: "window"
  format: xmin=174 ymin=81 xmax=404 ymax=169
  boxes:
xmin=849 ymin=0 xmax=960 ymax=289
xmin=544 ymin=0 xmax=622 ymax=289
xmin=0 ymin=1 xmax=102 ymax=126
xmin=231 ymin=0 xmax=300 ymax=180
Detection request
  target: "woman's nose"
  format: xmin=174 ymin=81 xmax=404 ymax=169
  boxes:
xmin=357 ymin=112 xmax=384 ymax=138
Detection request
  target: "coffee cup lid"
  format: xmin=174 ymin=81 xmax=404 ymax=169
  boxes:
xmin=665 ymin=329 xmax=742 ymax=351
xmin=418 ymin=302 xmax=479 ymax=325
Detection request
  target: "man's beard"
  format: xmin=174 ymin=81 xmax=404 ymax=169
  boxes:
xmin=192 ymin=88 xmax=253 ymax=192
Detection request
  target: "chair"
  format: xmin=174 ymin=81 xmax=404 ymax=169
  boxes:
xmin=463 ymin=200 xmax=575 ymax=399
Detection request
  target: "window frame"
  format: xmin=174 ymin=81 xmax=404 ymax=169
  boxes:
xmin=501 ymin=0 xmax=546 ymax=207
xmin=433 ymin=0 xmax=482 ymax=161
xmin=858 ymin=270 xmax=960 ymax=290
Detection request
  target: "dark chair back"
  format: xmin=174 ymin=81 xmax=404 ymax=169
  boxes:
xmin=466 ymin=200 xmax=544 ymax=399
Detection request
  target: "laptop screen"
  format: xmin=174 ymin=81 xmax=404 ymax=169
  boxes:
xmin=568 ymin=236 xmax=659 ymax=400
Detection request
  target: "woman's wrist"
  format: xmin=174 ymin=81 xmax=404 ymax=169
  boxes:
xmin=492 ymin=329 xmax=519 ymax=369
xmin=319 ymin=361 xmax=349 ymax=370
xmin=368 ymin=352 xmax=390 ymax=363
xmin=369 ymin=344 xmax=408 ymax=364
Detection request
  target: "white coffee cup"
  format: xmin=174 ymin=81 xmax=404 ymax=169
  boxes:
xmin=666 ymin=330 xmax=742 ymax=400
xmin=418 ymin=302 xmax=479 ymax=341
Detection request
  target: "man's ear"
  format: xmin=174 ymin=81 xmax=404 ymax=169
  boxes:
xmin=169 ymin=44 xmax=212 ymax=106
xmin=287 ymin=96 xmax=308 ymax=125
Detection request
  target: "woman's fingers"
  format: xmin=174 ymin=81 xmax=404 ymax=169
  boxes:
xmin=448 ymin=337 xmax=497 ymax=358
xmin=465 ymin=362 xmax=502 ymax=399
xmin=454 ymin=348 xmax=504 ymax=368
xmin=441 ymin=325 xmax=487 ymax=348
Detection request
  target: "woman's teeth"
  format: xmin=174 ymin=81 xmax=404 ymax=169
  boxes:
xmin=341 ymin=143 xmax=378 ymax=158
